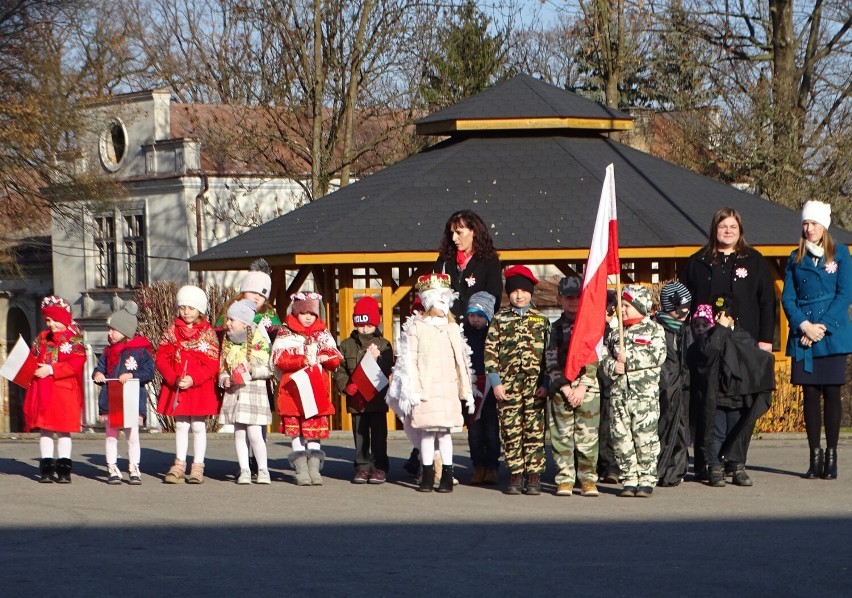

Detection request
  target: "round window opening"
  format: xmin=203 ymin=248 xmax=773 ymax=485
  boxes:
xmin=99 ymin=119 xmax=128 ymax=172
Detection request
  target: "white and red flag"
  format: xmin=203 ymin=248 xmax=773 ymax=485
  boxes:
xmin=564 ymin=164 xmax=620 ymax=382
xmin=350 ymin=353 xmax=388 ymax=402
xmin=285 ymin=364 xmax=331 ymax=419
xmin=108 ymin=379 xmax=140 ymax=429
xmin=0 ymin=335 xmax=38 ymax=388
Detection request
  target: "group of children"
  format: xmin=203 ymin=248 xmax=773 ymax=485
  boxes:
xmin=22 ymin=261 xmax=773 ymax=496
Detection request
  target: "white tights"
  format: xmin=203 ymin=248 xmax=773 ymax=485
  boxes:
xmin=105 ymin=426 xmax=141 ymax=466
xmin=235 ymin=424 xmax=267 ymax=471
xmin=174 ymin=416 xmax=207 ymax=462
xmin=39 ymin=432 xmax=72 ymax=459
xmin=419 ymin=431 xmax=452 ymax=466
xmin=291 ymin=436 xmax=321 ymax=452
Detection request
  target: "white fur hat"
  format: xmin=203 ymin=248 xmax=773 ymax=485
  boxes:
xmin=802 ymin=200 xmax=831 ymax=230
xmin=176 ymin=285 xmax=208 ymax=314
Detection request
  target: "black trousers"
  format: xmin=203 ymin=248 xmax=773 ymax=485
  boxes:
xmin=352 ymin=412 xmax=389 ymax=472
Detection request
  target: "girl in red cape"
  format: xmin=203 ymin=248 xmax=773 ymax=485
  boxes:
xmin=25 ymin=295 xmax=86 ymax=483
xmin=156 ymin=285 xmax=220 ymax=484
xmin=272 ymin=292 xmax=341 ymax=486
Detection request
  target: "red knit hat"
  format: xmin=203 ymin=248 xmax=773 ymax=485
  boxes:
xmin=353 ymin=296 xmax=380 ymax=327
xmin=41 ymin=295 xmax=73 ymax=328
xmin=504 ymin=265 xmax=538 ymax=294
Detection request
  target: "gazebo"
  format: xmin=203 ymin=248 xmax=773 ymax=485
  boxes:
xmin=190 ymin=73 xmax=851 ymax=428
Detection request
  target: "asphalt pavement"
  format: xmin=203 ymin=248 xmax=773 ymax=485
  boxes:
xmin=1 ymin=432 xmax=851 ymax=597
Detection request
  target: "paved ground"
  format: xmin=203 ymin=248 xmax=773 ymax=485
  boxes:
xmin=1 ymin=432 xmax=851 ymax=597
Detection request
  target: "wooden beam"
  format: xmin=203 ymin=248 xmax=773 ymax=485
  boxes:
xmin=416 ymin=117 xmax=634 ymax=136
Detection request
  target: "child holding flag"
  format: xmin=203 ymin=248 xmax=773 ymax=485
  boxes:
xmin=92 ymin=301 xmax=155 ymax=485
xmin=156 ymin=285 xmax=220 ymax=484
xmin=23 ymin=296 xmax=86 ymax=483
xmin=272 ymin=291 xmax=342 ymax=486
xmin=600 ymin=285 xmax=666 ymax=498
xmin=219 ymin=300 xmax=273 ymax=485
xmin=334 ymin=296 xmax=394 ymax=484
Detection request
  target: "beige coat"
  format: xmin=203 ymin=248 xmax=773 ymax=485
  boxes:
xmin=407 ymin=316 xmax=473 ymax=430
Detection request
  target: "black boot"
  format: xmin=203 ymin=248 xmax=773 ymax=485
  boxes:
xmin=55 ymin=458 xmax=72 ymax=484
xmin=436 ymin=465 xmax=453 ymax=493
xmin=822 ymin=448 xmax=837 ymax=480
xmin=418 ymin=464 xmax=434 ymax=492
xmin=403 ymin=448 xmax=421 ymax=476
xmin=803 ymin=448 xmax=823 ymax=480
xmin=39 ymin=458 xmax=55 ymax=483
xmin=708 ymin=465 xmax=725 ymax=487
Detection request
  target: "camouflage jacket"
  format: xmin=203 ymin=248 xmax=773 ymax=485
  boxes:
xmin=600 ymin=317 xmax=666 ymax=396
xmin=484 ymin=306 xmax=549 ymax=392
xmin=545 ymin=313 xmax=599 ymax=394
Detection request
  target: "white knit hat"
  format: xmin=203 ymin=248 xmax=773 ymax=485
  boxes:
xmin=802 ymin=200 xmax=831 ymax=230
xmin=176 ymin=285 xmax=208 ymax=314
xmin=239 ymin=258 xmax=272 ymax=298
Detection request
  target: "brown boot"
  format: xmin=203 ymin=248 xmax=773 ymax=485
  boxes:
xmin=186 ymin=462 xmax=205 ymax=484
xmin=470 ymin=465 xmax=486 ymax=485
xmin=164 ymin=459 xmax=186 ymax=484
xmin=482 ymin=468 xmax=498 ymax=485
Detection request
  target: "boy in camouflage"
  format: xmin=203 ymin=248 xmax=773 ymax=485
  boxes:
xmin=600 ymin=285 xmax=666 ymax=498
xmin=485 ymin=266 xmax=550 ymax=495
xmin=539 ymin=275 xmax=601 ymax=497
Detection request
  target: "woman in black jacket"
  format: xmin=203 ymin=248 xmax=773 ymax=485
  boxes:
xmin=434 ymin=210 xmax=502 ymax=321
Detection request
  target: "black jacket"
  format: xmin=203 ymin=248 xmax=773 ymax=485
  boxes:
xmin=680 ymin=246 xmax=777 ymax=345
xmin=655 ymin=317 xmax=693 ymax=486
xmin=435 ymin=255 xmax=502 ymax=320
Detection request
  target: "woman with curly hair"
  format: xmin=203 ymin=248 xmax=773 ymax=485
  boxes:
xmin=435 ymin=210 xmax=502 ymax=321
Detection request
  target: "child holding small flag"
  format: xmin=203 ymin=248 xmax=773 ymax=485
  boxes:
xmin=272 ymin=292 xmax=342 ymax=486
xmin=156 ymin=285 xmax=220 ymax=484
xmin=600 ymin=285 xmax=666 ymax=498
xmin=334 ymin=296 xmax=394 ymax=484
xmin=463 ymin=291 xmax=500 ymax=485
xmin=92 ymin=301 xmax=155 ymax=485
xmin=219 ymin=300 xmax=273 ymax=485
xmin=24 ymin=296 xmax=86 ymax=483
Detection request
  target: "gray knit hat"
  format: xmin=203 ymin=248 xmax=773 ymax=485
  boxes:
xmin=227 ymin=299 xmax=257 ymax=326
xmin=108 ymin=301 xmax=139 ymax=339
xmin=659 ymin=281 xmax=692 ymax=312
xmin=466 ymin=291 xmax=496 ymax=322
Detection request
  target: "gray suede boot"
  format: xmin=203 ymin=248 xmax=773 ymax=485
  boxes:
xmin=307 ymin=449 xmax=325 ymax=486
xmin=288 ymin=450 xmax=311 ymax=486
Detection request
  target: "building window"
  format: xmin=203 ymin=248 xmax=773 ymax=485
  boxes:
xmin=93 ymin=209 xmax=146 ymax=288
xmin=124 ymin=213 xmax=146 ymax=287
xmin=94 ymin=215 xmax=117 ymax=287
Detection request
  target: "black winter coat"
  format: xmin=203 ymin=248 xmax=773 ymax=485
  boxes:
xmin=680 ymin=246 xmax=777 ymax=345
xmin=655 ymin=318 xmax=693 ymax=486
xmin=435 ymin=255 xmax=502 ymax=320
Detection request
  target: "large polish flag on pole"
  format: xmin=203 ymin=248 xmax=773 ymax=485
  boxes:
xmin=0 ymin=335 xmax=38 ymax=388
xmin=564 ymin=164 xmax=620 ymax=382
xmin=108 ymin=379 xmax=140 ymax=429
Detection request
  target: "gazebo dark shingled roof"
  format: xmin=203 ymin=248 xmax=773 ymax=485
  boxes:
xmin=190 ymin=73 xmax=851 ymax=270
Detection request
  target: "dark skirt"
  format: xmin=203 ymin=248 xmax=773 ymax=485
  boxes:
xmin=792 ymin=353 xmax=849 ymax=386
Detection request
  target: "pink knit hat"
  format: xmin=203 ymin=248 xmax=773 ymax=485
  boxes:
xmin=290 ymin=292 xmax=322 ymax=317
xmin=692 ymin=304 xmax=714 ymax=326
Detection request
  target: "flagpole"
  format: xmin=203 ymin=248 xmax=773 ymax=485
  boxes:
xmin=615 ymin=271 xmax=625 ymax=356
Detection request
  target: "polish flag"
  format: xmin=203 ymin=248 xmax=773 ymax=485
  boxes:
xmin=108 ymin=379 xmax=140 ymax=429
xmin=564 ymin=164 xmax=620 ymax=382
xmin=471 ymin=375 xmax=493 ymax=422
xmin=285 ymin=364 xmax=330 ymax=419
xmin=0 ymin=335 xmax=38 ymax=388
xmin=350 ymin=353 xmax=388 ymax=402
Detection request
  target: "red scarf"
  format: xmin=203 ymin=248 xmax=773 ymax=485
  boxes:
xmin=456 ymin=250 xmax=473 ymax=271
xmin=623 ymin=316 xmax=645 ymax=327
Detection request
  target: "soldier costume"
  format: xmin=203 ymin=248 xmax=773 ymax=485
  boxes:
xmin=545 ymin=275 xmax=601 ymax=497
xmin=600 ymin=285 xmax=666 ymax=496
xmin=484 ymin=266 xmax=549 ymax=494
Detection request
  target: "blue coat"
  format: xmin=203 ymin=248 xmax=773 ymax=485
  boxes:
xmin=782 ymin=242 xmax=852 ymax=370
xmin=93 ymin=340 xmax=156 ymax=416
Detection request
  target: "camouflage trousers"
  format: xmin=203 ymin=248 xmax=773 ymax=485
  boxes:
xmin=610 ymin=390 xmax=660 ymax=487
xmin=497 ymin=391 xmax=547 ymax=474
xmin=549 ymin=389 xmax=601 ymax=485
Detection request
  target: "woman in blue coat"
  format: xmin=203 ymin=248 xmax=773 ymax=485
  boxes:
xmin=782 ymin=201 xmax=852 ymax=480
